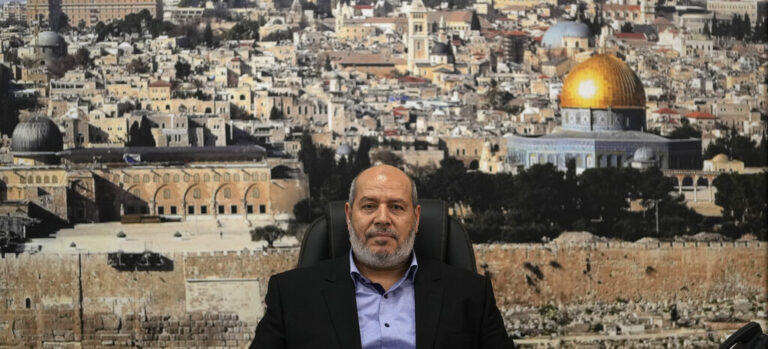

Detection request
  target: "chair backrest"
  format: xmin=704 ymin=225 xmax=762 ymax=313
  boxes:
xmin=297 ymin=199 xmax=477 ymax=272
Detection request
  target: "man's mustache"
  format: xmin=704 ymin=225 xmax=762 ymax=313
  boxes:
xmin=365 ymin=228 xmax=399 ymax=241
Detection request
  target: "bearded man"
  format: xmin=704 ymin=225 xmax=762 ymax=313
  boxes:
xmin=250 ymin=165 xmax=514 ymax=349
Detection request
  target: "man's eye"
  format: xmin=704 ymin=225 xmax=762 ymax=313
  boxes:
xmin=391 ymin=205 xmax=404 ymax=211
xmin=362 ymin=204 xmax=376 ymax=210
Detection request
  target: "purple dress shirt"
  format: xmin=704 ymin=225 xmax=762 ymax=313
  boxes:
xmin=349 ymin=251 xmax=419 ymax=349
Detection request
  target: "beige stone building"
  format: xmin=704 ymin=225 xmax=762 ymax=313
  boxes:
xmin=26 ymin=0 xmax=161 ymax=27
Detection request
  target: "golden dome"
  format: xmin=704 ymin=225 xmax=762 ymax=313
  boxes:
xmin=711 ymin=153 xmax=729 ymax=163
xmin=560 ymin=54 xmax=646 ymax=109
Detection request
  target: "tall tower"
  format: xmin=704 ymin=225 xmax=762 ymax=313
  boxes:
xmin=407 ymin=0 xmax=429 ymax=74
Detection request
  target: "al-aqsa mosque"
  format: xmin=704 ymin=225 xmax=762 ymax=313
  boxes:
xmin=506 ymin=54 xmax=701 ymax=172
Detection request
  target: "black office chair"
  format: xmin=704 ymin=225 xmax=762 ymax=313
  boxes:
xmin=297 ymin=199 xmax=477 ymax=272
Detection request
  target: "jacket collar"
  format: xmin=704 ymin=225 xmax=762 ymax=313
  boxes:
xmin=323 ymin=253 xmax=445 ymax=349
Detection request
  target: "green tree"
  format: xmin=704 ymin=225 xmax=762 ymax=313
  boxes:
xmin=73 ymin=47 xmax=91 ymax=69
xmin=204 ymin=22 xmax=215 ymax=47
xmin=667 ymin=124 xmax=701 ymax=139
xmin=269 ymin=106 xmax=284 ymax=120
xmin=250 ymin=225 xmax=286 ymax=247
xmin=713 ymin=173 xmax=767 ymax=239
xmin=78 ymin=19 xmax=86 ymax=31
xmin=51 ymin=12 xmax=70 ymax=32
xmin=175 ymin=60 xmax=192 ymax=81
xmin=370 ymin=150 xmax=404 ymax=168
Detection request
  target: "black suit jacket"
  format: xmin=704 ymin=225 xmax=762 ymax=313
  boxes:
xmin=251 ymin=254 xmax=514 ymax=349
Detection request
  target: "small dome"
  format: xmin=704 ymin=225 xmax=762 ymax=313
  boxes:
xmin=541 ymin=21 xmax=590 ymax=48
xmin=38 ymin=31 xmax=66 ymax=46
xmin=634 ymin=147 xmax=656 ymax=162
xmin=11 ymin=116 xmax=63 ymax=153
xmin=712 ymin=153 xmax=729 ymax=163
xmin=336 ymin=143 xmax=353 ymax=156
xmin=431 ymin=42 xmax=451 ymax=56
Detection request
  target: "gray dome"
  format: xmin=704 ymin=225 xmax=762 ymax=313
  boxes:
xmin=11 ymin=116 xmax=63 ymax=153
xmin=336 ymin=143 xmax=353 ymax=156
xmin=541 ymin=21 xmax=590 ymax=48
xmin=38 ymin=31 xmax=66 ymax=47
xmin=431 ymin=42 xmax=451 ymax=56
xmin=633 ymin=147 xmax=656 ymax=162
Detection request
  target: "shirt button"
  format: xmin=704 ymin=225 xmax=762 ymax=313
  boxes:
xmin=384 ymin=323 xmax=390 ymax=328
xmin=383 ymin=294 xmax=388 ymax=299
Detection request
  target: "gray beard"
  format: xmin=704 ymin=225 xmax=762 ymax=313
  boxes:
xmin=348 ymin=222 xmax=417 ymax=269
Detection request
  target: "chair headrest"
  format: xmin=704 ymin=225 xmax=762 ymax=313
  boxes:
xmin=298 ymin=199 xmax=476 ymax=272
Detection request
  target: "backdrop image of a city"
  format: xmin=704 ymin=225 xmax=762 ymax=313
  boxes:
xmin=0 ymin=0 xmax=766 ymax=347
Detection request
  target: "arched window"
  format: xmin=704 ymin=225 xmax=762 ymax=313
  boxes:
xmin=173 ymin=174 xmax=180 ymax=183
xmin=194 ymin=174 xmax=200 ymax=182
xmin=28 ymin=176 xmax=33 ymax=183
xmin=44 ymin=176 xmax=50 ymax=184
xmin=163 ymin=189 xmax=171 ymax=200
xmin=132 ymin=189 xmax=140 ymax=197
xmin=52 ymin=176 xmax=58 ymax=184
xmin=251 ymin=188 xmax=260 ymax=199
xmin=193 ymin=188 xmax=201 ymax=199
xmin=163 ymin=174 xmax=170 ymax=183
xmin=223 ymin=173 xmax=231 ymax=181
xmin=143 ymin=174 xmax=150 ymax=183
xmin=233 ymin=174 xmax=240 ymax=182
xmin=223 ymin=188 xmax=231 ymax=199
xmin=204 ymin=174 xmax=210 ymax=182
xmin=36 ymin=176 xmax=41 ymax=184
xmin=133 ymin=175 xmax=139 ymax=183
xmin=214 ymin=174 xmax=221 ymax=182
xmin=184 ymin=174 xmax=190 ymax=182
xmin=25 ymin=298 xmax=31 ymax=309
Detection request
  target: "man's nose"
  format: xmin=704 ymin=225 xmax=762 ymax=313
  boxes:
xmin=373 ymin=204 xmax=391 ymax=225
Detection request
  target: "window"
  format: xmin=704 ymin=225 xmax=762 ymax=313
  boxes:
xmin=193 ymin=188 xmax=201 ymax=199
xmin=200 ymin=205 xmax=208 ymax=214
xmin=218 ymin=205 xmax=225 ymax=214
xmin=143 ymin=175 xmax=150 ymax=183
xmin=188 ymin=206 xmax=195 ymax=214
xmin=194 ymin=174 xmax=200 ymax=182
xmin=170 ymin=206 xmax=177 ymax=215
xmin=163 ymin=189 xmax=171 ymax=200
xmin=204 ymin=174 xmax=210 ymax=182
xmin=214 ymin=174 xmax=221 ymax=182
xmin=259 ymin=204 xmax=266 ymax=214
xmin=158 ymin=206 xmax=165 ymax=215
xmin=223 ymin=173 xmax=230 ymax=181
xmin=247 ymin=205 xmax=254 ymax=214
xmin=223 ymin=188 xmax=231 ymax=199
xmin=233 ymin=174 xmax=240 ymax=182
xmin=25 ymin=298 xmax=31 ymax=309
xmin=173 ymin=174 xmax=180 ymax=183
xmin=132 ymin=189 xmax=140 ymax=197
xmin=231 ymin=205 xmax=238 ymax=214
xmin=36 ymin=176 xmax=41 ymax=184
xmin=44 ymin=176 xmax=49 ymax=184
xmin=251 ymin=189 xmax=259 ymax=198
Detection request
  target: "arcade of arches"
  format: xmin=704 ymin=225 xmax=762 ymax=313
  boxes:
xmin=0 ymin=164 xmax=307 ymax=224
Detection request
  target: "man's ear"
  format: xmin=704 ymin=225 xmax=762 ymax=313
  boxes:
xmin=413 ymin=204 xmax=421 ymax=233
xmin=344 ymin=202 xmax=352 ymax=224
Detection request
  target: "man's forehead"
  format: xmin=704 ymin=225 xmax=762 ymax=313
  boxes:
xmin=355 ymin=166 xmax=412 ymax=200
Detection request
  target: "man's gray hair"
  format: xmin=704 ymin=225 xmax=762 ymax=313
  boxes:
xmin=348 ymin=173 xmax=418 ymax=208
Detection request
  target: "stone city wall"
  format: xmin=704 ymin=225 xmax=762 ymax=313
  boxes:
xmin=0 ymin=242 xmax=765 ymax=348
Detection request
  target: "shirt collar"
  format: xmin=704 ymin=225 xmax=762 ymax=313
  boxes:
xmin=349 ymin=249 xmax=419 ymax=283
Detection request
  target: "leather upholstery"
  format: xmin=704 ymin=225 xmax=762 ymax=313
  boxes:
xmin=297 ymin=199 xmax=477 ymax=272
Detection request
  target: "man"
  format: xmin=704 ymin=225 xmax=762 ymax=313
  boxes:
xmin=251 ymin=165 xmax=514 ymax=349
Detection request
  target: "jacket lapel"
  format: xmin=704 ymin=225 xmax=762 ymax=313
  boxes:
xmin=322 ymin=254 xmax=362 ymax=349
xmin=415 ymin=259 xmax=444 ymax=349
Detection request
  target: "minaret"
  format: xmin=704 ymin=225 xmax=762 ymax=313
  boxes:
xmin=437 ymin=15 xmax=447 ymax=42
xmin=407 ymin=0 xmax=429 ymax=74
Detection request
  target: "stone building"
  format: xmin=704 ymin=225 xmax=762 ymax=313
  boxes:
xmin=26 ymin=0 xmax=162 ymax=27
xmin=0 ymin=116 xmax=308 ymax=235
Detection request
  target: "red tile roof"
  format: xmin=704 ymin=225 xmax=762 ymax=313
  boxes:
xmin=685 ymin=111 xmax=716 ymax=119
xmin=149 ymin=80 xmax=172 ymax=87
